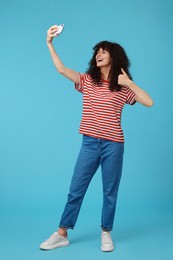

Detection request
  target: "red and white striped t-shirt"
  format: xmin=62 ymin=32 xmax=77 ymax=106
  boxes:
xmin=75 ymin=73 xmax=136 ymax=143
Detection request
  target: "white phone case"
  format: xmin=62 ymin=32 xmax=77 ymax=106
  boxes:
xmin=54 ymin=24 xmax=64 ymax=35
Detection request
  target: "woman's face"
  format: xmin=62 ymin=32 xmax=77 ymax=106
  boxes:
xmin=95 ymin=48 xmax=111 ymax=68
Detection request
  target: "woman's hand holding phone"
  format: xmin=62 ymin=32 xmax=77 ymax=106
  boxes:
xmin=47 ymin=24 xmax=64 ymax=44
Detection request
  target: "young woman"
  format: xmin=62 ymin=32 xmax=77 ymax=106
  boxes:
xmin=40 ymin=25 xmax=153 ymax=252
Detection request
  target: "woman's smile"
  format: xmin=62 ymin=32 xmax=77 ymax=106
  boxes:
xmin=96 ymin=48 xmax=111 ymax=67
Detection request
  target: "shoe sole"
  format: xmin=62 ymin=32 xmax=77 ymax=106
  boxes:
xmin=40 ymin=241 xmax=70 ymax=250
xmin=101 ymin=246 xmax=114 ymax=252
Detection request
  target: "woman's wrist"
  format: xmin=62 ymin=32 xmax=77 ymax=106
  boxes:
xmin=127 ymin=79 xmax=133 ymax=88
xmin=47 ymin=40 xmax=53 ymax=48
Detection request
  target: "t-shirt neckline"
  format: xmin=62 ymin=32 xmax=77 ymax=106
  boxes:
xmin=101 ymin=79 xmax=109 ymax=83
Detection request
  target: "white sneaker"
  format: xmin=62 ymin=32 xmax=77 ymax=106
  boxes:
xmin=101 ymin=231 xmax=114 ymax=252
xmin=40 ymin=232 xmax=70 ymax=250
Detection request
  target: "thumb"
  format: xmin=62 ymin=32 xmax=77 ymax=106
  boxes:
xmin=121 ymin=68 xmax=127 ymax=76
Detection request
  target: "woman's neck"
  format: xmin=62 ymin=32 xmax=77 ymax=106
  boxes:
xmin=100 ymin=67 xmax=111 ymax=80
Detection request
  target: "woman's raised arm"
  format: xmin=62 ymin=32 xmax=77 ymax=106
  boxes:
xmin=46 ymin=25 xmax=80 ymax=84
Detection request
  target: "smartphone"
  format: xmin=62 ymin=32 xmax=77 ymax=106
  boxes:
xmin=54 ymin=24 xmax=64 ymax=35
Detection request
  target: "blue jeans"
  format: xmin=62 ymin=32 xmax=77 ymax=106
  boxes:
xmin=59 ymin=135 xmax=124 ymax=231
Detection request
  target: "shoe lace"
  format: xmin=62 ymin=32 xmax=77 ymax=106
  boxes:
xmin=102 ymin=232 xmax=112 ymax=244
xmin=45 ymin=232 xmax=58 ymax=242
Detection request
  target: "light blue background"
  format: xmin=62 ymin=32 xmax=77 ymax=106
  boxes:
xmin=0 ymin=0 xmax=173 ymax=259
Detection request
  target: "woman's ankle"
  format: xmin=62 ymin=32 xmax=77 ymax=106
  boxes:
xmin=58 ymin=228 xmax=67 ymax=237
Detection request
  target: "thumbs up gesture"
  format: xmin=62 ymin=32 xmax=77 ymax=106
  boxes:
xmin=118 ymin=68 xmax=132 ymax=87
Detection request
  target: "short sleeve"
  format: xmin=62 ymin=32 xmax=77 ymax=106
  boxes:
xmin=75 ymin=73 xmax=86 ymax=93
xmin=126 ymin=87 xmax=136 ymax=105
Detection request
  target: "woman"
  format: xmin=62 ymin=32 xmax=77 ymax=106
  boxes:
xmin=40 ymin=25 xmax=153 ymax=252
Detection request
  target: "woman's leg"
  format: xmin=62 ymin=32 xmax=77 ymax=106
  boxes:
xmin=100 ymin=140 xmax=124 ymax=231
xmin=59 ymin=135 xmax=100 ymax=230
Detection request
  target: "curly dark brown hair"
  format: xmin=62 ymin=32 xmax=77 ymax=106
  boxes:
xmin=86 ymin=41 xmax=132 ymax=92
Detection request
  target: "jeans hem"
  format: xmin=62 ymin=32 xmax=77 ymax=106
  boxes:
xmin=101 ymin=226 xmax=112 ymax=232
xmin=59 ymin=225 xmax=74 ymax=230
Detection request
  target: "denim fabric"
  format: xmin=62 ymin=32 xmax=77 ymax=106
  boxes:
xmin=59 ymin=135 xmax=124 ymax=231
